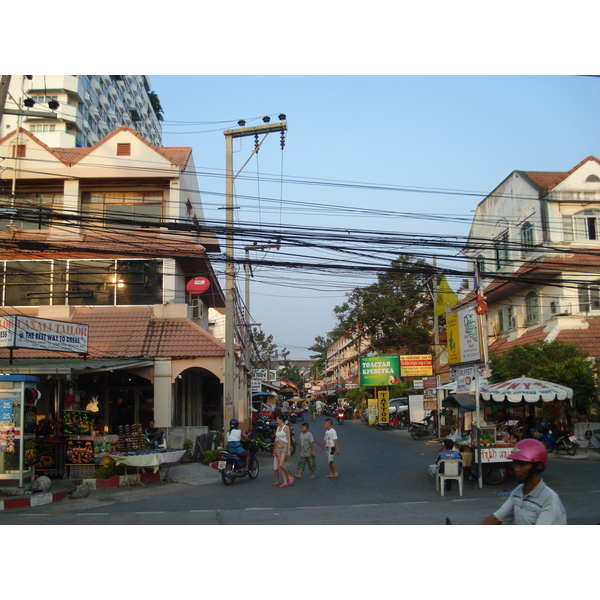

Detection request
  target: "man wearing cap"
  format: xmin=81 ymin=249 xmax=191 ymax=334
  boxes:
xmin=480 ymin=438 xmax=567 ymax=525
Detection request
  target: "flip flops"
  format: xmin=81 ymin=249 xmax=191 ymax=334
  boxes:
xmin=279 ymin=483 xmax=288 ymax=488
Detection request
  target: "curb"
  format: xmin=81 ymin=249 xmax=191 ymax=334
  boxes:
xmin=0 ymin=490 xmax=69 ymax=511
xmin=0 ymin=472 xmax=161 ymax=511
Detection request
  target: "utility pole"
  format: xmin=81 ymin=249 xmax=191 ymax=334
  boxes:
xmin=223 ymin=118 xmax=287 ymax=426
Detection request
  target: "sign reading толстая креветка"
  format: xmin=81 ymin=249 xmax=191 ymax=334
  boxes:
xmin=360 ymin=355 xmax=400 ymax=387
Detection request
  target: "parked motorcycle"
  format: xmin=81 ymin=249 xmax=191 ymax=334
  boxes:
xmin=252 ymin=416 xmax=275 ymax=444
xmin=335 ymin=407 xmax=345 ymax=425
xmin=248 ymin=429 xmax=274 ymax=454
xmin=409 ymin=415 xmax=436 ymax=440
xmin=534 ymin=422 xmax=578 ymax=456
xmin=217 ymin=441 xmax=259 ymax=485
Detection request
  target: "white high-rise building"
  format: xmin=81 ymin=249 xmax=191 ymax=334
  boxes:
xmin=1 ymin=75 xmax=162 ymax=148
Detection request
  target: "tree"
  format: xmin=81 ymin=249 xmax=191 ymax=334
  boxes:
xmin=148 ymin=91 xmax=164 ymax=122
xmin=489 ymin=340 xmax=598 ymax=411
xmin=278 ymin=348 xmax=304 ymax=389
xmin=250 ymin=327 xmax=278 ymax=373
xmin=333 ymin=255 xmax=434 ymax=355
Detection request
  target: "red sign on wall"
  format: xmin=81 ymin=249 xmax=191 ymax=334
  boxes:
xmin=186 ymin=277 xmax=211 ymax=295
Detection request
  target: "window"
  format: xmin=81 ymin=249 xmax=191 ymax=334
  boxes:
xmin=586 ymin=174 xmax=600 ymax=183
xmin=0 ymin=193 xmax=63 ymax=231
xmin=565 ymin=209 xmax=600 ymax=241
xmin=495 ymin=230 xmax=509 ymax=269
xmin=0 ymin=259 xmax=163 ymax=307
xmin=29 ymin=124 xmax=56 ymax=133
xmin=117 ymin=143 xmax=131 ymax=156
xmin=525 ymin=291 xmax=539 ymax=324
xmin=520 ymin=222 xmax=534 ymax=257
xmin=81 ymin=191 xmax=163 ymax=228
xmin=476 ymin=254 xmax=486 ymax=275
xmin=578 ymin=281 xmax=600 ymax=313
xmin=12 ymin=144 xmax=26 ymax=158
xmin=498 ymin=305 xmax=514 ymax=332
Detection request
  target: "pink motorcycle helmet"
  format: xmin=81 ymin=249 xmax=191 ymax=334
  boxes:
xmin=508 ymin=438 xmax=548 ymax=467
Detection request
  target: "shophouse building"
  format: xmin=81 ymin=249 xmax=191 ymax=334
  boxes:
xmin=461 ymin=155 xmax=600 ymax=371
xmin=0 ymin=125 xmax=249 ymax=436
xmin=2 ymin=75 xmax=162 ymax=148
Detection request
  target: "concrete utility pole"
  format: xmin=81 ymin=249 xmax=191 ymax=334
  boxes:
xmin=223 ymin=118 xmax=287 ymax=426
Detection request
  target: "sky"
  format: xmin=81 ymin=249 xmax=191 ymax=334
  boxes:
xmin=148 ymin=74 xmax=600 ymax=358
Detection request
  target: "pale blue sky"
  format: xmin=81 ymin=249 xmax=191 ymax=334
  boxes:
xmin=151 ymin=75 xmax=599 ymax=358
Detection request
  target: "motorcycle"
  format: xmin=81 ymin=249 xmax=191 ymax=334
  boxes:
xmin=335 ymin=407 xmax=345 ymax=425
xmin=252 ymin=416 xmax=275 ymax=444
xmin=248 ymin=429 xmax=274 ymax=454
xmin=217 ymin=441 xmax=259 ymax=485
xmin=534 ymin=422 xmax=578 ymax=456
xmin=409 ymin=415 xmax=436 ymax=440
xmin=375 ymin=412 xmax=404 ymax=430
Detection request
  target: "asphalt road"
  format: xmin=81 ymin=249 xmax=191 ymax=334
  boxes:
xmin=2 ymin=415 xmax=600 ymax=525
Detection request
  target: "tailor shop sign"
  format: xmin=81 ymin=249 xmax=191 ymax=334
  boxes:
xmin=0 ymin=315 xmax=89 ymax=354
xmin=360 ymin=355 xmax=400 ymax=387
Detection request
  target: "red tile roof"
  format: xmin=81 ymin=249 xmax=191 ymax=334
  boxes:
xmin=522 ymin=156 xmax=600 ymax=196
xmin=0 ymin=126 xmax=193 ymax=171
xmin=0 ymin=307 xmax=225 ymax=360
xmin=488 ymin=318 xmax=600 ymax=359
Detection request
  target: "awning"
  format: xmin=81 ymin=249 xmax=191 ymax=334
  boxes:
xmin=0 ymin=358 xmax=154 ymax=375
xmin=442 ymin=394 xmax=486 ymax=414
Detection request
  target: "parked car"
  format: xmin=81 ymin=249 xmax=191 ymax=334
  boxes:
xmin=389 ymin=397 xmax=409 ymax=415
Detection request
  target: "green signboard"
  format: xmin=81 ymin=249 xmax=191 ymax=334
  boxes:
xmin=359 ymin=355 xmax=400 ymax=387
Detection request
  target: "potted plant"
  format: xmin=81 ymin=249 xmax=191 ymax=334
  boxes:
xmin=182 ymin=438 xmax=194 ymax=462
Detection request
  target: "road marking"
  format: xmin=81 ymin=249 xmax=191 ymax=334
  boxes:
xmin=134 ymin=511 xmax=165 ymax=514
xmin=77 ymin=513 xmax=109 ymax=516
xmin=244 ymin=507 xmax=274 ymax=511
xmin=401 ymin=501 xmax=430 ymax=505
xmin=190 ymin=509 xmax=214 ymax=513
xmin=351 ymin=504 xmax=379 ymax=507
xmin=451 ymin=499 xmax=479 ymax=502
xmin=590 ymin=490 xmax=600 ymax=493
xmin=18 ymin=513 xmax=47 ymax=516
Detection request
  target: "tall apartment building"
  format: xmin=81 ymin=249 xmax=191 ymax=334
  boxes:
xmin=1 ymin=75 xmax=162 ymax=148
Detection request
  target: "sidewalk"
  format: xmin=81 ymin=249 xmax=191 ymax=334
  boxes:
xmin=0 ymin=461 xmax=221 ymax=511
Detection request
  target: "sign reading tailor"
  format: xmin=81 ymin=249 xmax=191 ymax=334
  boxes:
xmin=400 ymin=354 xmax=433 ymax=377
xmin=360 ymin=355 xmax=400 ymax=387
xmin=186 ymin=277 xmax=211 ymax=295
xmin=0 ymin=315 xmax=89 ymax=354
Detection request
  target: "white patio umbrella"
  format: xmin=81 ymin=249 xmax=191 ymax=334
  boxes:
xmin=480 ymin=376 xmax=573 ymax=404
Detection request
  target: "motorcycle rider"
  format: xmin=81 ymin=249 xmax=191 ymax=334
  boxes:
xmin=480 ymin=438 xmax=567 ymax=525
xmin=226 ymin=419 xmax=252 ymax=472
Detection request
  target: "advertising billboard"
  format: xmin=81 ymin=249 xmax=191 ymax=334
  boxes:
xmin=447 ymin=306 xmax=481 ymax=364
xmin=400 ymin=354 xmax=433 ymax=377
xmin=359 ymin=355 xmax=400 ymax=387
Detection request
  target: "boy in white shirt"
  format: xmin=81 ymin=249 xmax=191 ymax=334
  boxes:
xmin=320 ymin=418 xmax=340 ymax=478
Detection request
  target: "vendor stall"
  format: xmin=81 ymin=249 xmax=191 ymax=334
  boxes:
xmin=110 ymin=449 xmax=186 ymax=489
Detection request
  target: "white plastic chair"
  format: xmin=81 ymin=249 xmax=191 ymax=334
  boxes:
xmin=435 ymin=459 xmax=464 ymax=497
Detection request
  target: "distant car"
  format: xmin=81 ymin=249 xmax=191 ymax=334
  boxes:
xmin=389 ymin=397 xmax=409 ymax=415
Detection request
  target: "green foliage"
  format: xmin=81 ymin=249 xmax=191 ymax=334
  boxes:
xmin=308 ymin=326 xmax=346 ymax=377
xmin=201 ymin=449 xmax=221 ymax=464
xmin=183 ymin=438 xmax=194 ymax=453
xmin=489 ymin=340 xmax=598 ymax=410
xmin=251 ymin=327 xmax=278 ymax=371
xmin=333 ymin=255 xmax=434 ymax=355
xmin=94 ymin=463 xmax=125 ymax=479
xmin=148 ymin=91 xmax=164 ymax=121
xmin=278 ymin=347 xmax=304 ymax=389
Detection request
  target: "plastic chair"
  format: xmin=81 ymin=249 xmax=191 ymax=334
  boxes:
xmin=435 ymin=459 xmax=464 ymax=497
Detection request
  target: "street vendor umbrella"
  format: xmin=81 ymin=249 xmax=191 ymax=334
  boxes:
xmin=480 ymin=376 xmax=573 ymax=404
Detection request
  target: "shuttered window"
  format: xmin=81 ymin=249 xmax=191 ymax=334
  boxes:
xmin=116 ymin=143 xmax=131 ymax=156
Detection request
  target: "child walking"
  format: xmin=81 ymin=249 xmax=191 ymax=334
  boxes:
xmin=294 ymin=423 xmax=316 ymax=479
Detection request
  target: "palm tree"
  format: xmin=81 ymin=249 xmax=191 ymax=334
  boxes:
xmin=148 ymin=91 xmax=164 ymax=122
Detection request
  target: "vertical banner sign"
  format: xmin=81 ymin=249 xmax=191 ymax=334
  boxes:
xmin=378 ymin=390 xmax=389 ymax=424
xmin=457 ymin=366 xmax=475 ymax=393
xmin=367 ymin=398 xmax=378 ymax=426
xmin=359 ymin=356 xmax=400 ymax=387
xmin=447 ymin=306 xmax=480 ymax=364
xmin=423 ymin=376 xmax=438 ymax=412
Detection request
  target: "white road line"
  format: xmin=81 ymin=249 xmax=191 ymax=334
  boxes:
xmin=401 ymin=501 xmax=430 ymax=505
xmin=77 ymin=513 xmax=109 ymax=516
xmin=190 ymin=509 xmax=214 ymax=513
xmin=244 ymin=507 xmax=274 ymax=511
xmin=451 ymin=498 xmax=479 ymax=502
xmin=134 ymin=511 xmax=165 ymax=514
xmin=351 ymin=504 xmax=379 ymax=507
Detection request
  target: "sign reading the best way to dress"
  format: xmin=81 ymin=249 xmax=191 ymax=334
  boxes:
xmin=447 ymin=306 xmax=480 ymax=364
xmin=0 ymin=315 xmax=89 ymax=354
xmin=359 ymin=355 xmax=400 ymax=387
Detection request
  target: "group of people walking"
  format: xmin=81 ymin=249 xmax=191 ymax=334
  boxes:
xmin=272 ymin=416 xmax=340 ymax=487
